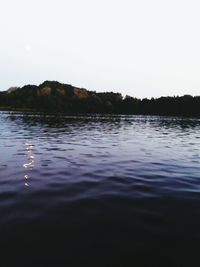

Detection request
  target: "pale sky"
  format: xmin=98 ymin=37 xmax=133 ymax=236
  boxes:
xmin=0 ymin=0 xmax=200 ymax=98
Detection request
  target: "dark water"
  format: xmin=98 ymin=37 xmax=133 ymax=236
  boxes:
xmin=0 ymin=111 xmax=200 ymax=266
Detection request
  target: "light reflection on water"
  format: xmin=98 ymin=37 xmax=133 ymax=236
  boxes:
xmin=23 ymin=142 xmax=35 ymax=187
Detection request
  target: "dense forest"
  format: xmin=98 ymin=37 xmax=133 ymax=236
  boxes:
xmin=0 ymin=80 xmax=200 ymax=116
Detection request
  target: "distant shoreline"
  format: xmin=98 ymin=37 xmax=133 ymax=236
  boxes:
xmin=1 ymin=108 xmax=199 ymax=119
xmin=0 ymin=80 xmax=200 ymax=117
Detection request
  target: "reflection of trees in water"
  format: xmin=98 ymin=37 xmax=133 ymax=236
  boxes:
xmin=153 ymin=117 xmax=200 ymax=130
xmin=7 ymin=112 xmax=123 ymax=130
xmin=6 ymin=112 xmax=200 ymax=135
xmin=23 ymin=142 xmax=35 ymax=187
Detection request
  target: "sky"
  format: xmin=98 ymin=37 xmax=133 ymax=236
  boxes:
xmin=0 ymin=0 xmax=200 ymax=98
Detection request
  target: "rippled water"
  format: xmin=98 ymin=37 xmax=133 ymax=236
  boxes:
xmin=0 ymin=111 xmax=200 ymax=266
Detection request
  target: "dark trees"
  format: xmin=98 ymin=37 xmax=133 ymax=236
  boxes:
xmin=0 ymin=81 xmax=200 ymax=116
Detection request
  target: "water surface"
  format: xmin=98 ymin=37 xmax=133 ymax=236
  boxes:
xmin=0 ymin=112 xmax=200 ymax=266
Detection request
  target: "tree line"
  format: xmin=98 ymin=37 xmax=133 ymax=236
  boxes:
xmin=0 ymin=81 xmax=200 ymax=116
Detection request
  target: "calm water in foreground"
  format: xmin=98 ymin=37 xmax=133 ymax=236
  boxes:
xmin=0 ymin=111 xmax=200 ymax=266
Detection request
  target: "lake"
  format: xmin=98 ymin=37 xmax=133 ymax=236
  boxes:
xmin=0 ymin=111 xmax=200 ymax=266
